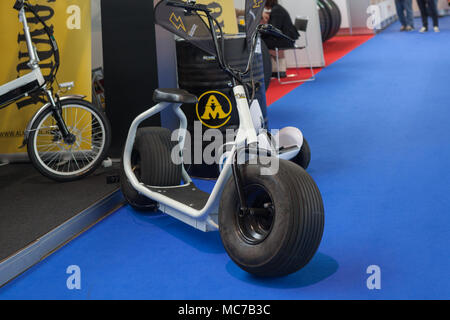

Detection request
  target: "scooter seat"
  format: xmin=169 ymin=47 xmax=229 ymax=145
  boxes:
xmin=153 ymin=88 xmax=198 ymax=104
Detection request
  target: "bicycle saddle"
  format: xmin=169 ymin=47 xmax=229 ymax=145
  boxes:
xmin=153 ymin=88 xmax=198 ymax=104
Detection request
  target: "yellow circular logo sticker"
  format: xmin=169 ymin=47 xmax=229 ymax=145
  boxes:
xmin=196 ymin=91 xmax=233 ymax=129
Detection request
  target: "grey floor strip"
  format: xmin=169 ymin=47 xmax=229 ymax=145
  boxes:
xmin=0 ymin=190 xmax=125 ymax=287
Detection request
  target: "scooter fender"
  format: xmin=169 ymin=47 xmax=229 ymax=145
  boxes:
xmin=20 ymin=95 xmax=86 ymax=147
xmin=217 ymin=129 xmax=297 ymax=172
xmin=273 ymin=126 xmax=304 ymax=160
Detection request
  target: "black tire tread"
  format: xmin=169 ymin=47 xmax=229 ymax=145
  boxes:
xmin=120 ymin=127 xmax=182 ymax=210
xmin=138 ymin=127 xmax=181 ymax=187
xmin=318 ymin=0 xmax=341 ymax=42
xmin=260 ymin=161 xmax=324 ymax=276
xmin=278 ymin=160 xmax=324 ymax=275
xmin=120 ymin=130 xmax=157 ymax=211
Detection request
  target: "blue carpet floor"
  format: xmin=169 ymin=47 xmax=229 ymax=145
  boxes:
xmin=1 ymin=18 xmax=450 ymax=299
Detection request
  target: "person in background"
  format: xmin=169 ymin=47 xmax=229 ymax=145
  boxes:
xmin=416 ymin=0 xmax=440 ymax=32
xmin=395 ymin=0 xmax=414 ymax=31
xmin=260 ymin=0 xmax=299 ymax=78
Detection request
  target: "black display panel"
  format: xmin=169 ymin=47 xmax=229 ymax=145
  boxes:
xmin=101 ymin=0 xmax=161 ymax=157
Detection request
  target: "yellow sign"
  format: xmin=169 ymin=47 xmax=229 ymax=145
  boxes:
xmin=196 ymin=91 xmax=232 ymax=129
xmin=197 ymin=0 xmax=238 ymax=34
xmin=0 ymin=0 xmax=91 ymax=156
xmin=253 ymin=0 xmax=264 ymax=9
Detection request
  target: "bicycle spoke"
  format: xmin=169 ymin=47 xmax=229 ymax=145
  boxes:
xmin=32 ymin=104 xmax=107 ymax=177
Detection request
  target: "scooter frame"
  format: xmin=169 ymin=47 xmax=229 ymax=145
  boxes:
xmin=123 ymin=87 xmax=303 ymax=232
xmin=123 ymin=0 xmax=305 ymax=232
xmin=123 ymin=85 xmax=260 ymax=232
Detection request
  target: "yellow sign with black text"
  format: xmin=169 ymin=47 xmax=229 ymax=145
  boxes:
xmin=0 ymin=0 xmax=91 ymax=156
xmin=196 ymin=0 xmax=238 ymax=34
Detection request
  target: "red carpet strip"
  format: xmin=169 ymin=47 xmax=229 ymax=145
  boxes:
xmin=266 ymin=34 xmax=374 ymax=105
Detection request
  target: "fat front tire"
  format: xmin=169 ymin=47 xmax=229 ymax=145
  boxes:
xmin=120 ymin=127 xmax=182 ymax=210
xmin=27 ymin=99 xmax=111 ymax=182
xmin=219 ymin=159 xmax=324 ymax=277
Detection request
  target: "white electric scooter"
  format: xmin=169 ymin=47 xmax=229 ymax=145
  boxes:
xmin=121 ymin=0 xmax=324 ymax=277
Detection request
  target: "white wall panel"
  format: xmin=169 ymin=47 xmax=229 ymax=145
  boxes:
xmin=279 ymin=0 xmax=325 ymax=68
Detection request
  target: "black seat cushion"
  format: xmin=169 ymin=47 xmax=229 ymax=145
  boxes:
xmin=153 ymin=88 xmax=198 ymax=104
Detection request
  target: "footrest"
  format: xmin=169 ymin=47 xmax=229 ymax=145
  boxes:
xmin=147 ymin=183 xmax=209 ymax=210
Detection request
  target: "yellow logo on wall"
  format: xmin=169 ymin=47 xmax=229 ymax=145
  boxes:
xmin=253 ymin=0 xmax=264 ymax=9
xmin=196 ymin=91 xmax=232 ymax=129
xmin=169 ymin=12 xmax=187 ymax=32
xmin=0 ymin=0 xmax=91 ymax=156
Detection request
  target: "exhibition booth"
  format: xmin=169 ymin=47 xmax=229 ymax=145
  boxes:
xmin=0 ymin=0 xmax=346 ymax=286
xmin=0 ymin=0 xmax=123 ymax=287
xmin=0 ymin=0 xmax=392 ymax=287
xmin=0 ymin=0 xmax=449 ymax=300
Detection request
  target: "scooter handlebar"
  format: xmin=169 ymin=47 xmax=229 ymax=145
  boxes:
xmin=166 ymin=0 xmax=210 ymax=13
xmin=259 ymin=24 xmax=296 ymax=44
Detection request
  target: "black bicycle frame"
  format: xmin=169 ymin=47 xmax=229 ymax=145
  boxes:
xmin=21 ymin=2 xmax=61 ymax=88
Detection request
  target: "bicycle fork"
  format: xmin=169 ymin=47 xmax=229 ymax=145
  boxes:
xmin=45 ymin=90 xmax=75 ymax=145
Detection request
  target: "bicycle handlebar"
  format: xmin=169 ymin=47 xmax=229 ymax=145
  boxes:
xmin=13 ymin=0 xmax=24 ymax=11
xmin=14 ymin=0 xmax=60 ymax=87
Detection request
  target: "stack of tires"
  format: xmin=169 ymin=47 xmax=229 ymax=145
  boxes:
xmin=317 ymin=0 xmax=342 ymax=42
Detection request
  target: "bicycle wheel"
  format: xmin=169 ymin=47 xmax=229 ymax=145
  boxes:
xmin=27 ymin=99 xmax=111 ymax=182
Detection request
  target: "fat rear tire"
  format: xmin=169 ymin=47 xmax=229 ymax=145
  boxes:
xmin=120 ymin=127 xmax=182 ymax=210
